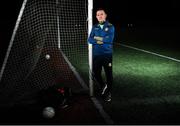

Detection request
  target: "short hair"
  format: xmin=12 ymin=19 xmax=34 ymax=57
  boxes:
xmin=96 ymin=8 xmax=107 ymax=14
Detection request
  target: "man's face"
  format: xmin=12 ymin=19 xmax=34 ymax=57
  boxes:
xmin=96 ymin=10 xmax=107 ymax=23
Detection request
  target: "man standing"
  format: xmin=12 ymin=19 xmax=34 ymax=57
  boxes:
xmin=88 ymin=8 xmax=115 ymax=102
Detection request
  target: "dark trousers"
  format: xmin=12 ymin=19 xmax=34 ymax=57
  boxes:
xmin=93 ymin=54 xmax=112 ymax=93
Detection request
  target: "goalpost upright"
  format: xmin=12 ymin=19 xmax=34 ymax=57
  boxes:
xmin=88 ymin=0 xmax=93 ymax=96
xmin=0 ymin=0 xmax=28 ymax=82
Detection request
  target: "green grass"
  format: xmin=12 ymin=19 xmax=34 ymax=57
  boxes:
xmin=70 ymin=27 xmax=180 ymax=124
xmin=113 ymin=45 xmax=180 ymax=99
xmin=101 ymin=45 xmax=180 ymax=124
xmin=73 ymin=43 xmax=180 ymax=124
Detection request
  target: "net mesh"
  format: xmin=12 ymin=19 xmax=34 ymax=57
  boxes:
xmin=0 ymin=0 xmax=89 ymax=107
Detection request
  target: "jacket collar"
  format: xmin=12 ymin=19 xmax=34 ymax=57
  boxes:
xmin=96 ymin=21 xmax=109 ymax=28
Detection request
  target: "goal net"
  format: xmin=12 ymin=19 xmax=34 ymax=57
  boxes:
xmin=0 ymin=0 xmax=90 ymax=107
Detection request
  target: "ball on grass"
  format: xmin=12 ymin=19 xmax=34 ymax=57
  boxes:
xmin=42 ymin=106 xmax=55 ymax=119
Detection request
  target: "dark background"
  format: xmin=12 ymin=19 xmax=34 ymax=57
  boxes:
xmin=94 ymin=0 xmax=180 ymax=27
xmin=0 ymin=0 xmax=180 ymax=67
xmin=0 ymin=0 xmax=23 ymax=66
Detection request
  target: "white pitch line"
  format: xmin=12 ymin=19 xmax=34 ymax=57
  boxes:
xmin=91 ymin=97 xmax=114 ymax=124
xmin=59 ymin=50 xmax=114 ymax=124
xmin=116 ymin=43 xmax=180 ymax=63
xmin=60 ymin=50 xmax=88 ymax=90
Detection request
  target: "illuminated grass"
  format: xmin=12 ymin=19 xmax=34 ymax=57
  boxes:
xmin=113 ymin=45 xmax=180 ymax=98
xmin=73 ymin=44 xmax=180 ymax=98
xmin=73 ymin=44 xmax=180 ymax=124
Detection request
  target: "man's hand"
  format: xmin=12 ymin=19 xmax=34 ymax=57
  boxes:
xmin=94 ymin=36 xmax=103 ymax=41
xmin=96 ymin=41 xmax=103 ymax=44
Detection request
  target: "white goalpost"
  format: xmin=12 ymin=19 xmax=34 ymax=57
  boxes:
xmin=88 ymin=0 xmax=93 ymax=96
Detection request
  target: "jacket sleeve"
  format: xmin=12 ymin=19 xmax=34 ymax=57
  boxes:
xmin=102 ymin=25 xmax=115 ymax=44
xmin=87 ymin=27 xmax=96 ymax=44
